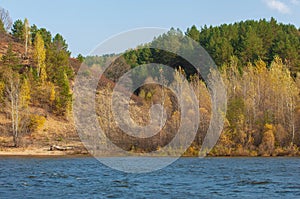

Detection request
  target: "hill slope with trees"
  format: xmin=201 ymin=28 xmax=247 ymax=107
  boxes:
xmin=0 ymin=10 xmax=84 ymax=154
xmin=0 ymin=8 xmax=299 ymax=156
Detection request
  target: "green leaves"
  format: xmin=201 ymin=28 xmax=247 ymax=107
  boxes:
xmin=1 ymin=43 xmax=20 ymax=68
xmin=11 ymin=19 xmax=24 ymax=41
xmin=198 ymin=18 xmax=300 ymax=74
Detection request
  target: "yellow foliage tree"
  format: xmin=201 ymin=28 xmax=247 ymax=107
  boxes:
xmin=20 ymin=78 xmax=31 ymax=108
xmin=259 ymin=124 xmax=275 ymax=155
xmin=33 ymin=32 xmax=47 ymax=82
xmin=49 ymin=83 xmax=55 ymax=103
xmin=23 ymin=18 xmax=30 ymax=57
xmin=0 ymin=81 xmax=4 ymax=103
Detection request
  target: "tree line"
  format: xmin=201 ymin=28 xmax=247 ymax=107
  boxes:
xmin=0 ymin=11 xmax=73 ymax=147
xmin=99 ymin=19 xmax=300 ymax=156
xmin=0 ymin=9 xmax=300 ymax=156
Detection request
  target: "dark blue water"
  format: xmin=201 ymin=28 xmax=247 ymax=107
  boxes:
xmin=0 ymin=157 xmax=299 ymax=198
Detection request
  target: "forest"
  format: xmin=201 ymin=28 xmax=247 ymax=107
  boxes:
xmin=0 ymin=7 xmax=300 ymax=156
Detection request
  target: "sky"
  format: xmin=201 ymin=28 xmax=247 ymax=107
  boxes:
xmin=1 ymin=0 xmax=300 ymax=56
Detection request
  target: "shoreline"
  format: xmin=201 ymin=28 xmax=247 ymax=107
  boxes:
xmin=0 ymin=149 xmax=299 ymax=158
xmin=0 ymin=148 xmax=90 ymax=158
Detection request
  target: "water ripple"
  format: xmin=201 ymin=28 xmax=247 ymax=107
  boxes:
xmin=0 ymin=157 xmax=299 ymax=198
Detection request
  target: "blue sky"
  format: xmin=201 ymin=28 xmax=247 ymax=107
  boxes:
xmin=1 ymin=0 xmax=300 ymax=56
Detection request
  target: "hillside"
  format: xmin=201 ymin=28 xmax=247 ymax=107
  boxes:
xmin=0 ymin=32 xmax=30 ymax=65
xmin=0 ymin=30 xmax=87 ymax=154
xmin=0 ymin=18 xmax=300 ymax=157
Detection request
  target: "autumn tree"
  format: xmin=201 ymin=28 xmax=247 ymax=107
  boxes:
xmin=190 ymin=74 xmax=211 ymax=147
xmin=269 ymin=56 xmax=298 ymax=146
xmin=221 ymin=56 xmax=299 ymax=154
xmin=49 ymin=82 xmax=55 ymax=106
xmin=0 ymin=19 xmax=5 ymax=33
xmin=0 ymin=81 xmax=4 ymax=105
xmin=20 ymin=78 xmax=31 ymax=108
xmin=33 ymin=32 xmax=47 ymax=82
xmin=259 ymin=124 xmax=275 ymax=155
xmin=3 ymin=68 xmax=30 ymax=147
xmin=23 ymin=18 xmax=30 ymax=57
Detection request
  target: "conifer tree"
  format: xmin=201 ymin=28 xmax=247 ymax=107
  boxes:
xmin=11 ymin=19 xmax=24 ymax=41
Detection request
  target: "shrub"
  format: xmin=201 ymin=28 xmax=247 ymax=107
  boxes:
xmin=0 ymin=81 xmax=4 ymax=103
xmin=29 ymin=114 xmax=46 ymax=132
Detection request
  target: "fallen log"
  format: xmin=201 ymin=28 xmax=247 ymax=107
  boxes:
xmin=50 ymin=145 xmax=73 ymax=151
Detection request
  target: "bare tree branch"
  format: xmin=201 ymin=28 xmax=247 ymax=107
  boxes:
xmin=0 ymin=7 xmax=12 ymax=31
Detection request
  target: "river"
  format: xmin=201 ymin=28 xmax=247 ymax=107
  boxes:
xmin=0 ymin=157 xmax=299 ymax=198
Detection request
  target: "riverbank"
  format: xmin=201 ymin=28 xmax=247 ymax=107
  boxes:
xmin=0 ymin=146 xmax=90 ymax=157
xmin=0 ymin=147 xmax=299 ymax=157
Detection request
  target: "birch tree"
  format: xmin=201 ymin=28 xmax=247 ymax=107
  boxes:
xmin=33 ymin=32 xmax=46 ymax=82
xmin=0 ymin=7 xmax=12 ymax=31
xmin=4 ymin=70 xmax=19 ymax=146
xmin=23 ymin=18 xmax=30 ymax=57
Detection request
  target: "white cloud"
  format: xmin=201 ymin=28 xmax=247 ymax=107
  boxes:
xmin=264 ymin=0 xmax=291 ymax=14
xmin=290 ymin=0 xmax=299 ymax=5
